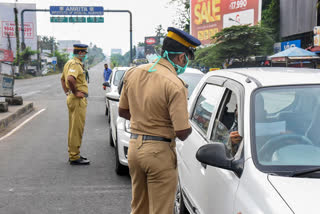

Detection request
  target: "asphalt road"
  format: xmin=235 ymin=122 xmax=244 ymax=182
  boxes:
xmin=0 ymin=61 xmax=132 ymax=214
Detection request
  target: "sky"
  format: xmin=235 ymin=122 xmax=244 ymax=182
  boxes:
xmin=0 ymin=0 xmax=180 ymax=56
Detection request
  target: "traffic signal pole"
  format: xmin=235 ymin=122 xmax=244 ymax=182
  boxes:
xmin=21 ymin=8 xmax=133 ymax=63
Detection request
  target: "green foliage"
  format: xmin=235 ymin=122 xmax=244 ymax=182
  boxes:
xmin=45 ymin=50 xmax=69 ymax=71
xmin=18 ymin=47 xmax=38 ymax=65
xmin=86 ymin=45 xmax=105 ymax=68
xmin=192 ymin=25 xmax=274 ymax=68
xmin=261 ymin=0 xmax=280 ymax=41
xmin=155 ymin=24 xmax=166 ymax=37
xmin=39 ymin=36 xmax=58 ymax=53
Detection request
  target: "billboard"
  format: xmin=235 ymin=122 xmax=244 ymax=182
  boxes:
xmin=0 ymin=3 xmax=37 ymax=57
xmin=281 ymin=40 xmax=301 ymax=51
xmin=190 ymin=0 xmax=262 ymax=45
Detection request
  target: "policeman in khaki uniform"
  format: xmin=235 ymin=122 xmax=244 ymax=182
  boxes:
xmin=119 ymin=27 xmax=201 ymax=214
xmin=61 ymin=44 xmax=90 ymax=165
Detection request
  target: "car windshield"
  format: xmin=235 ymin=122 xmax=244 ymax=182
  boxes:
xmin=113 ymin=70 xmax=126 ymax=86
xmin=179 ymin=73 xmax=203 ymax=98
xmin=252 ymin=85 xmax=320 ymax=172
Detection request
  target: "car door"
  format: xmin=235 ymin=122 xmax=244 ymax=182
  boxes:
xmin=177 ymin=82 xmax=226 ymax=213
xmin=201 ymin=80 xmax=244 ymax=214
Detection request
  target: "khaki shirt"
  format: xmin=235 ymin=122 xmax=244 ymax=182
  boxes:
xmin=119 ymin=58 xmax=190 ymax=139
xmin=61 ymin=57 xmax=88 ymax=94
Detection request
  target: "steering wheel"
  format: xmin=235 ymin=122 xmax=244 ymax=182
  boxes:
xmin=258 ymin=134 xmax=313 ymax=162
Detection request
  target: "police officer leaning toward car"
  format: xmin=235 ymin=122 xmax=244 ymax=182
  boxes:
xmin=119 ymin=27 xmax=201 ymax=214
xmin=60 ymin=44 xmax=90 ymax=165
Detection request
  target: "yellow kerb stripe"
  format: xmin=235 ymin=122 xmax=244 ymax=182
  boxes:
xmin=167 ymin=31 xmax=196 ymax=48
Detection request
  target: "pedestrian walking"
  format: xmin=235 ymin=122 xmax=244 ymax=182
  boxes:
xmin=60 ymin=44 xmax=90 ymax=165
xmin=118 ymin=27 xmax=201 ymax=214
xmin=103 ymin=63 xmax=112 ymax=82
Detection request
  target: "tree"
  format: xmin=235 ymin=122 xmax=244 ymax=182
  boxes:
xmin=45 ymin=50 xmax=69 ymax=72
xmin=155 ymin=24 xmax=166 ymax=37
xmin=169 ymin=0 xmax=190 ymax=32
xmin=39 ymin=36 xmax=58 ymax=53
xmin=212 ymin=25 xmax=274 ymax=65
xmin=17 ymin=47 xmax=38 ymax=74
xmin=192 ymin=24 xmax=274 ymax=68
xmin=261 ymin=0 xmax=280 ymax=41
xmin=86 ymin=45 xmax=105 ymax=68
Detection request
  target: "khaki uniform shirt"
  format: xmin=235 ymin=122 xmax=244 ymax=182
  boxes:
xmin=119 ymin=58 xmax=190 ymax=139
xmin=61 ymin=57 xmax=88 ymax=94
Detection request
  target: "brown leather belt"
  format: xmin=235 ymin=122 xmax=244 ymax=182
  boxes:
xmin=130 ymin=134 xmax=171 ymax=142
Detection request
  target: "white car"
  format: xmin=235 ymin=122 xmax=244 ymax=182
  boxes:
xmin=107 ymin=68 xmax=204 ymax=175
xmin=104 ymin=67 xmax=130 ymax=118
xmin=175 ymin=67 xmax=320 ymax=214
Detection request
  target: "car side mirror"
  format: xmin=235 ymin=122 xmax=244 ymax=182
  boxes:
xmin=103 ymin=82 xmax=110 ymax=87
xmin=196 ymin=143 xmax=243 ymax=177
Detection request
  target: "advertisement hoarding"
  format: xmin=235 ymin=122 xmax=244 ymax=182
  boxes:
xmin=190 ymin=0 xmax=262 ymax=45
xmin=280 ymin=40 xmax=301 ymax=51
xmin=0 ymin=3 xmax=37 ymax=57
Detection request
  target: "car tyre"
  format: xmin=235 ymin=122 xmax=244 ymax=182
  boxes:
xmin=115 ymin=135 xmax=129 ymax=175
xmin=105 ymin=106 xmax=108 ymax=116
xmin=174 ymin=180 xmax=189 ymax=214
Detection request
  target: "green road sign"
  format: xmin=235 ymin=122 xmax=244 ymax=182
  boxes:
xmin=69 ymin=17 xmax=86 ymax=23
xmin=87 ymin=17 xmax=104 ymax=23
xmin=50 ymin=17 xmax=68 ymax=23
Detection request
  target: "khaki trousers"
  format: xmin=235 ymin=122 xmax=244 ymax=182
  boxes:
xmin=67 ymin=94 xmax=87 ymax=161
xmin=128 ymin=135 xmax=178 ymax=214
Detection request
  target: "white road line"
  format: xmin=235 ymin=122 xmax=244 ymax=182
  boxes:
xmin=0 ymin=108 xmax=46 ymax=141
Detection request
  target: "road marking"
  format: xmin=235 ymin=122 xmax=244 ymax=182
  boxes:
xmin=0 ymin=108 xmax=46 ymax=141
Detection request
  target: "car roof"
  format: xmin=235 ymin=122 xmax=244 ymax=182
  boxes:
xmin=208 ymin=67 xmax=320 ymax=87
xmin=114 ymin=67 xmax=131 ymax=71
xmin=185 ymin=67 xmax=203 ymax=75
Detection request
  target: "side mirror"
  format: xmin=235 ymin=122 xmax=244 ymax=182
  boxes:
xmin=103 ymin=82 xmax=110 ymax=87
xmin=196 ymin=143 xmax=243 ymax=177
xmin=106 ymin=92 xmax=120 ymax=102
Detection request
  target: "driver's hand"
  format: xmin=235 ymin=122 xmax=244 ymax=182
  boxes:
xmin=230 ymin=131 xmax=242 ymax=144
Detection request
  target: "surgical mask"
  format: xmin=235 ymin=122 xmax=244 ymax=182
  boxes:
xmin=74 ymin=53 xmax=88 ymax=61
xmin=148 ymin=50 xmax=189 ymax=75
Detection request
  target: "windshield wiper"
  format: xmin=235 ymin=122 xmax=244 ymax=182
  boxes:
xmin=289 ymin=167 xmax=320 ymax=177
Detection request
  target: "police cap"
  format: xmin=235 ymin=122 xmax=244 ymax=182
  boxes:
xmin=166 ymin=27 xmax=201 ymax=49
xmin=73 ymin=44 xmax=88 ymax=52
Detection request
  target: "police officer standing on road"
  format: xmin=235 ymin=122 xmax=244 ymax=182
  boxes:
xmin=119 ymin=27 xmax=201 ymax=214
xmin=60 ymin=44 xmax=90 ymax=165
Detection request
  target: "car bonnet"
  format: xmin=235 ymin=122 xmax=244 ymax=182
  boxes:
xmin=268 ymin=174 xmax=320 ymax=213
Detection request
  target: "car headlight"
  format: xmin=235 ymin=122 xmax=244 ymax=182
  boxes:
xmin=125 ymin=120 xmax=131 ymax=133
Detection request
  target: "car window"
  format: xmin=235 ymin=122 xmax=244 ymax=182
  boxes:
xmin=191 ymin=84 xmax=225 ymax=135
xmin=113 ymin=70 xmax=126 ymax=86
xmin=211 ymin=91 xmax=240 ymax=156
xmin=252 ymin=86 xmax=320 ymax=169
xmin=179 ymin=73 xmax=203 ymax=98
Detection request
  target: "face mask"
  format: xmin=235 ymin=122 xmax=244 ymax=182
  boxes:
xmin=74 ymin=53 xmax=87 ymax=61
xmin=148 ymin=50 xmax=189 ymax=75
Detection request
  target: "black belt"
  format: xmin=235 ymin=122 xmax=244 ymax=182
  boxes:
xmin=130 ymin=134 xmax=171 ymax=142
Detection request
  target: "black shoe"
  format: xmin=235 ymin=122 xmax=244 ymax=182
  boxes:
xmin=69 ymin=157 xmax=90 ymax=165
xmin=80 ymin=156 xmax=87 ymax=160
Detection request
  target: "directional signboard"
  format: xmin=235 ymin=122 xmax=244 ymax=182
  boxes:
xmin=87 ymin=17 xmax=104 ymax=23
xmin=50 ymin=17 xmax=68 ymax=23
xmin=50 ymin=6 xmax=104 ymax=16
xmin=69 ymin=17 xmax=86 ymax=23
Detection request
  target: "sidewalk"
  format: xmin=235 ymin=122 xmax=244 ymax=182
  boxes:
xmin=0 ymin=102 xmax=34 ymax=131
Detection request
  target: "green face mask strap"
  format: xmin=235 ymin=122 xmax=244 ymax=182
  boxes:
xmin=148 ymin=56 xmax=162 ymax=72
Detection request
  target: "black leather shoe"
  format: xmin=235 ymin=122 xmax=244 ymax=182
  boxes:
xmin=69 ymin=157 xmax=90 ymax=165
xmin=80 ymin=156 xmax=87 ymax=160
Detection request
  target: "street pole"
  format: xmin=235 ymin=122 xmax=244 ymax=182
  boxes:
xmin=53 ymin=40 xmax=55 ymax=72
xmin=104 ymin=10 xmax=133 ymax=64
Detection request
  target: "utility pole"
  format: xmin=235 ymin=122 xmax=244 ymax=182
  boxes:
xmin=14 ymin=1 xmax=20 ymax=74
